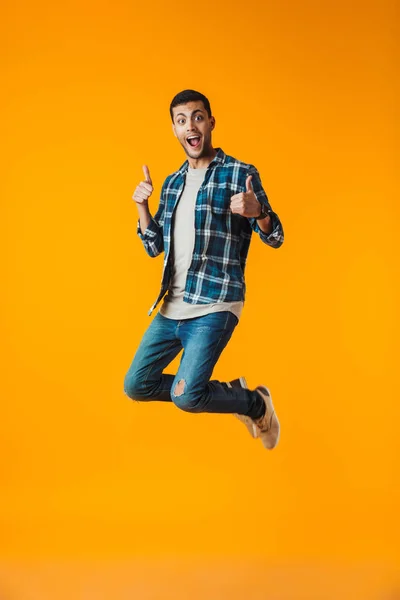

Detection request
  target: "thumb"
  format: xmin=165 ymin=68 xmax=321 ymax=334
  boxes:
xmin=245 ymin=175 xmax=253 ymax=192
xmin=143 ymin=164 xmax=152 ymax=185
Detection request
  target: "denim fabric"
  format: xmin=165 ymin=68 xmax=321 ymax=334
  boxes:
xmin=124 ymin=311 xmax=261 ymax=416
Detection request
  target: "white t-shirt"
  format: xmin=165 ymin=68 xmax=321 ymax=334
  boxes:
xmin=159 ymin=165 xmax=244 ymax=320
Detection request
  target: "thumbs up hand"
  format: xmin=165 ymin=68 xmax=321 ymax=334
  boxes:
xmin=230 ymin=174 xmax=262 ymax=218
xmin=132 ymin=165 xmax=154 ymax=205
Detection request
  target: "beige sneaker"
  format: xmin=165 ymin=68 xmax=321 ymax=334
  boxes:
xmin=253 ymin=386 xmax=280 ymax=449
xmin=227 ymin=377 xmax=258 ymax=439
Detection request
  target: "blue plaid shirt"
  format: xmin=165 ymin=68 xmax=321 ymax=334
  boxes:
xmin=137 ymin=147 xmax=284 ymax=315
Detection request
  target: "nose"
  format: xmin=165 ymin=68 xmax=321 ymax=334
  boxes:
xmin=186 ymin=119 xmax=199 ymax=134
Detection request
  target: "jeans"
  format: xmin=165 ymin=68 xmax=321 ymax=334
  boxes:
xmin=123 ymin=310 xmax=261 ymax=416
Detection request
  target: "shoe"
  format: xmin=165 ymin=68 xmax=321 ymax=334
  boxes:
xmin=253 ymin=386 xmax=280 ymax=450
xmin=227 ymin=377 xmax=258 ymax=439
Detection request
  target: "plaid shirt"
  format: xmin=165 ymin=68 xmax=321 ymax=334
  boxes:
xmin=137 ymin=147 xmax=284 ymax=315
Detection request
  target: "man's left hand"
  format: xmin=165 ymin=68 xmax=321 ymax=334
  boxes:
xmin=230 ymin=175 xmax=261 ymax=218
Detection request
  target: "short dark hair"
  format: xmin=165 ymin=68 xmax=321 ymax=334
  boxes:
xmin=170 ymin=89 xmax=212 ymax=122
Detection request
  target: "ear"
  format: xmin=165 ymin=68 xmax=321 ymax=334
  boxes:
xmin=210 ymin=116 xmax=216 ymax=130
xmin=172 ymin=123 xmax=177 ymax=137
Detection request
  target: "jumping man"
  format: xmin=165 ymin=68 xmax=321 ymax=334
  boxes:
xmin=124 ymin=89 xmax=284 ymax=449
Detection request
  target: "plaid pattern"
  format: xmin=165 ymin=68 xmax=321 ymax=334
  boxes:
xmin=137 ymin=147 xmax=284 ymax=315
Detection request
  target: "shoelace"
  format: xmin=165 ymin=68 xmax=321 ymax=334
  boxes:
xmin=257 ymin=409 xmax=276 ymax=433
xmin=254 ymin=391 xmax=272 ymax=432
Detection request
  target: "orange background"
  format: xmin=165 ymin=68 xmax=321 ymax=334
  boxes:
xmin=1 ymin=0 xmax=399 ymax=598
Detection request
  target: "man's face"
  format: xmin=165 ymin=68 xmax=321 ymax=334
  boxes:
xmin=171 ymin=101 xmax=215 ymax=159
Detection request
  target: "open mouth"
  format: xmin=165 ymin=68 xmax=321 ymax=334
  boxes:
xmin=187 ymin=136 xmax=201 ymax=149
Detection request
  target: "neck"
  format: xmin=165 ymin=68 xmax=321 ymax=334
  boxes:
xmin=187 ymin=146 xmax=217 ymax=169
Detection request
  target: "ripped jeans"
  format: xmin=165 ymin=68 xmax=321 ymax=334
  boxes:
xmin=123 ymin=310 xmax=261 ymax=415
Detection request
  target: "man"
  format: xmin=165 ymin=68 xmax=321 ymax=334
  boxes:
xmin=124 ymin=89 xmax=284 ymax=449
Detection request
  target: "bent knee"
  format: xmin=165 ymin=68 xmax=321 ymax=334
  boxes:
xmin=171 ymin=379 xmax=202 ymax=413
xmin=124 ymin=373 xmax=145 ymax=400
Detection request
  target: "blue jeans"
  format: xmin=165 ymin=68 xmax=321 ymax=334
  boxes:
xmin=123 ymin=311 xmax=261 ymax=415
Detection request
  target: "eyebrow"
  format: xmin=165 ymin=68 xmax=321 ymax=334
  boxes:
xmin=175 ymin=109 xmax=204 ymax=118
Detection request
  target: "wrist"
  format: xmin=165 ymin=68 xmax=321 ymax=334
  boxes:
xmin=257 ymin=214 xmax=273 ymax=234
xmin=256 ymin=202 xmax=271 ymax=220
xmin=136 ymin=201 xmax=150 ymax=213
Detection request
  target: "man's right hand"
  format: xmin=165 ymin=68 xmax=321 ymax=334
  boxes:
xmin=132 ymin=165 xmax=153 ymax=205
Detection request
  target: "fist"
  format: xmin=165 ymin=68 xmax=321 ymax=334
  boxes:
xmin=132 ymin=165 xmax=153 ymax=205
xmin=230 ymin=175 xmax=261 ymax=218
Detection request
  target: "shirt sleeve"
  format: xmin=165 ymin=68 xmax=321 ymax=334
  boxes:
xmin=246 ymin=165 xmax=284 ymax=248
xmin=136 ymin=176 xmax=170 ymax=257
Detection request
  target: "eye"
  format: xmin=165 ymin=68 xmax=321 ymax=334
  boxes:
xmin=177 ymin=118 xmax=185 ymax=124
xmin=195 ymin=115 xmax=203 ymax=121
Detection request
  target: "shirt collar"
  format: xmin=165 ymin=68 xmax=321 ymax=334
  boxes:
xmin=177 ymin=147 xmax=226 ymax=175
